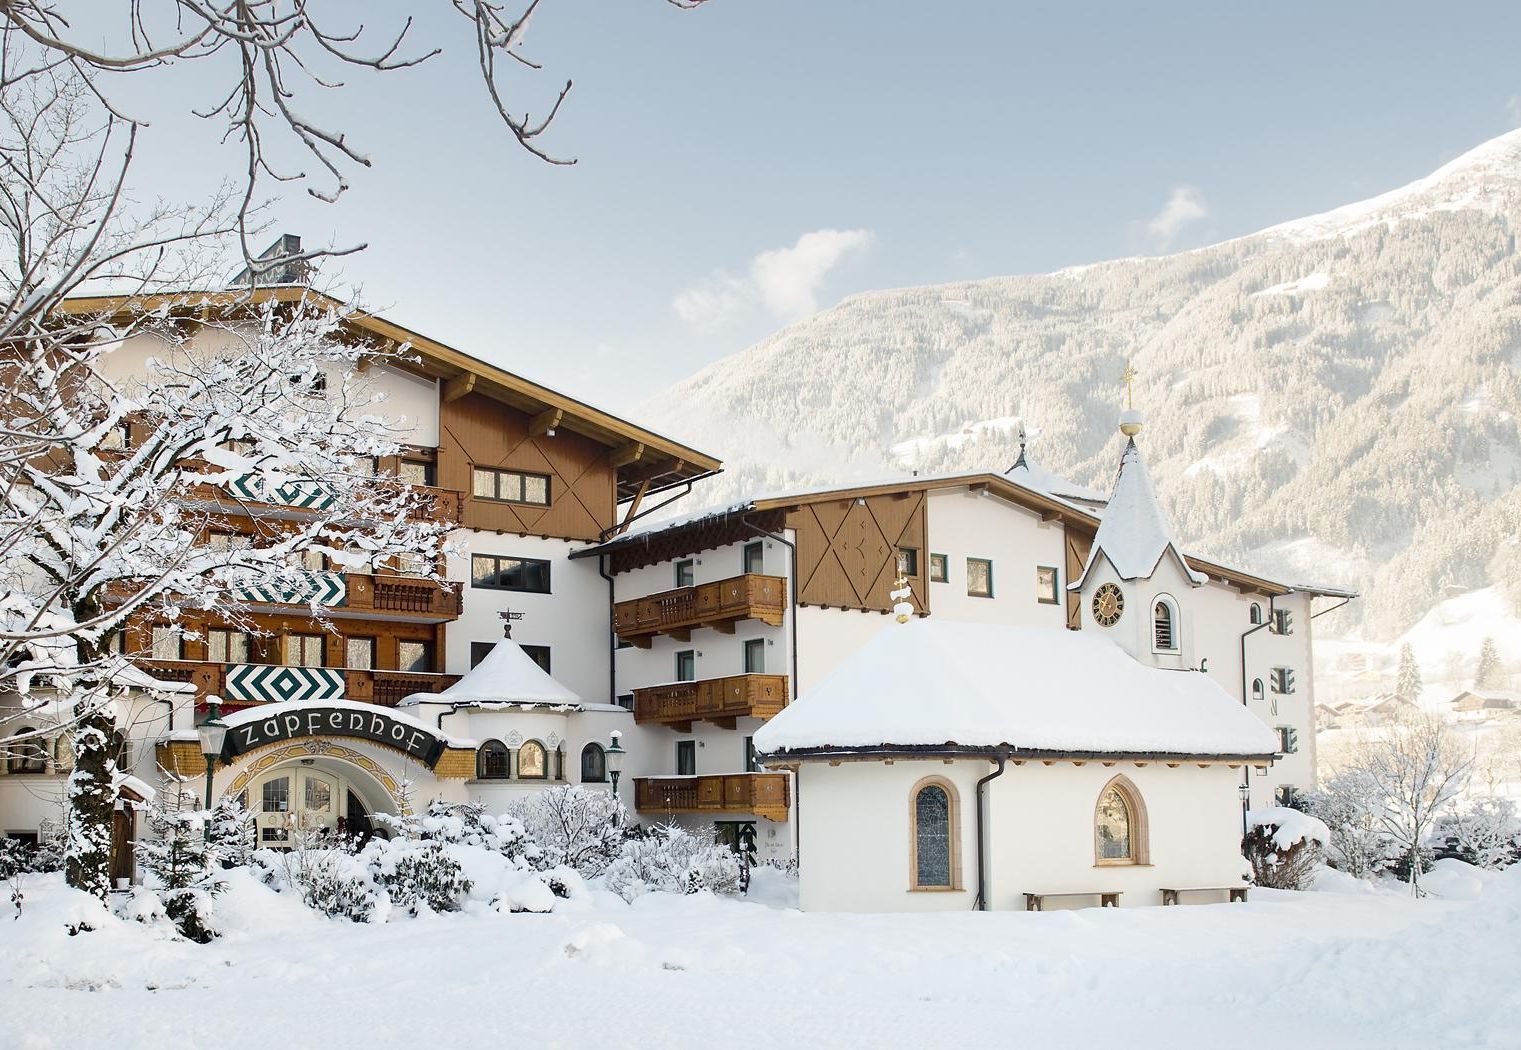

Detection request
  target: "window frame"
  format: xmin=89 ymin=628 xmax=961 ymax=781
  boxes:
xmin=284 ymin=633 xmax=324 ymax=667
xmin=1036 ymin=565 xmax=1060 ymax=605
xmin=743 ymin=638 xmax=766 ymax=674
xmin=675 ymin=559 xmax=695 ymax=588
xmin=1271 ymin=666 xmax=1296 ymax=695
xmin=470 ymin=554 xmax=551 ymax=593
xmin=207 ymin=628 xmax=251 ymax=664
xmin=345 ymin=636 xmax=375 ymax=671
xmin=1249 ymin=602 xmax=1264 ymax=625
xmin=478 ymin=740 xmax=510 ymax=780
xmin=471 ymin=466 xmax=551 ymax=507
xmin=1093 ymin=774 xmax=1151 ymax=867
xmin=580 ymin=743 xmax=607 ymax=783
xmin=908 ymin=775 xmax=962 ymax=891
xmin=742 ymin=541 xmax=764 ymax=575
xmin=1276 ymin=726 xmax=1299 ymax=754
xmin=1151 ymin=594 xmax=1180 ymax=653
xmin=397 ymin=639 xmax=434 ymax=674
xmin=520 ymin=644 xmax=552 ymax=675
xmin=151 ymin=625 xmax=185 ymax=661
xmin=928 ymin=553 xmax=948 ymax=584
xmin=1251 ymin=677 xmax=1266 ymax=703
xmin=675 ymin=740 xmax=697 ymax=777
xmin=675 ymin=649 xmax=696 ymax=682
xmin=7 ymin=728 xmax=48 ymax=774
xmin=516 ymin=739 xmax=548 ymax=780
xmin=896 ymin=547 xmax=919 ymax=578
xmin=966 ymin=557 xmax=994 ymax=598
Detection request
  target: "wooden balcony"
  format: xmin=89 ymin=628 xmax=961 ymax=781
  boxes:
xmin=343 ymin=574 xmax=462 ymax=620
xmin=137 ymin=660 xmax=459 ymax=708
xmin=182 ymin=474 xmax=463 ymax=527
xmin=634 ymin=773 xmax=791 ymax=822
xmin=633 ymin=673 xmax=788 ymax=730
xmin=613 ymin=573 xmax=786 ymax=647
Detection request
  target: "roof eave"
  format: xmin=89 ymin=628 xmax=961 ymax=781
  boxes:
xmin=757 ymin=743 xmax=1278 ymax=764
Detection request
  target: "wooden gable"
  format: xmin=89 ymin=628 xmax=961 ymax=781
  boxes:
xmin=787 ymin=491 xmax=928 ymax=615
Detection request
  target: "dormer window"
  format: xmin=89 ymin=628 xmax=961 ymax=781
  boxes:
xmin=1152 ymin=596 xmax=1179 ymax=652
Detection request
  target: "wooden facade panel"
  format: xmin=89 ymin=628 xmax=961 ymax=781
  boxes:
xmin=439 ymin=391 xmax=615 ymax=541
xmin=786 ymin=492 xmax=928 ymax=614
xmin=1064 ymin=526 xmax=1094 ymax=630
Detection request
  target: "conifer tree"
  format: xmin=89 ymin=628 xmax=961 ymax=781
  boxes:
xmin=1396 ymin=644 xmax=1424 ymax=706
xmin=1474 ymin=637 xmax=1502 ymax=691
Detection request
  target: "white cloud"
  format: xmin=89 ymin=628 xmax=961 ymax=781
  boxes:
xmin=1144 ymin=186 xmax=1208 ymax=249
xmin=1507 ymin=95 xmax=1521 ymax=128
xmin=673 ymin=228 xmax=874 ymax=328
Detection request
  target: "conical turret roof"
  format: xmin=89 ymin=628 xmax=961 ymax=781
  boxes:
xmin=1072 ymin=435 xmax=1205 ymax=588
xmin=408 ymin=638 xmax=582 ymax=707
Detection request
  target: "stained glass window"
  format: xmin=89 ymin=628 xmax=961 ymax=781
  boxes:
xmin=1096 ymin=787 xmax=1132 ymax=861
xmin=915 ymin=785 xmax=952 ymax=887
xmin=518 ymin=740 xmax=547 ymax=779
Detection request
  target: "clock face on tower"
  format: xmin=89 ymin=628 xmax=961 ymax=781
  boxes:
xmin=1092 ymin=583 xmax=1125 ymax=627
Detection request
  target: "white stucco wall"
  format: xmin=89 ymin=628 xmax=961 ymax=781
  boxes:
xmin=796 ymin=757 xmax=1247 ymax=912
xmin=923 ymin=488 xmax=1069 ymax=628
xmin=447 ymin=534 xmax=611 ymax=704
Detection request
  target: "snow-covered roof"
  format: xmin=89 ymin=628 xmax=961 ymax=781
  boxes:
xmin=1073 ymin=436 xmax=1207 ymax=589
xmin=1004 ymin=455 xmax=1107 ymax=505
xmin=753 ymin=619 xmax=1279 ymax=758
xmin=400 ymin=639 xmax=582 ymax=708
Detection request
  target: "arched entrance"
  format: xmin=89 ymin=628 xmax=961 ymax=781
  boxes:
xmin=224 ymin=741 xmax=410 ymax=849
xmin=245 ymin=761 xmax=384 ymax=847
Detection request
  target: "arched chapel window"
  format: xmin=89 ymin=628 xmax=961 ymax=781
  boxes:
xmin=478 ymin=739 xmax=509 ymax=780
xmin=910 ymin=778 xmax=959 ymax=890
xmin=1094 ymin=775 xmax=1150 ymax=865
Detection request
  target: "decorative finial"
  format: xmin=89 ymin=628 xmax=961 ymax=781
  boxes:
xmin=1009 ymin=419 xmax=1029 ymax=472
xmin=498 ymin=609 xmax=524 ymax=638
xmin=890 ymin=575 xmax=914 ymax=624
xmin=1119 ymin=360 xmax=1144 ymax=437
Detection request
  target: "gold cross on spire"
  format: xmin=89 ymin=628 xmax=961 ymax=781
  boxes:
xmin=1121 ymin=361 xmax=1138 ymax=409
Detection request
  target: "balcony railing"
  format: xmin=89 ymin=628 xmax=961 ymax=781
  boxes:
xmin=613 ymin=573 xmax=786 ymax=646
xmin=185 ymin=474 xmax=463 ymax=527
xmin=633 ymin=773 xmax=790 ymax=822
xmin=137 ymin=660 xmax=459 ymax=708
xmin=633 ymin=673 xmax=789 ymax=730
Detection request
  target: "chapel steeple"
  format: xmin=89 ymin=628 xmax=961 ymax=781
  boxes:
xmin=1072 ymin=364 xmax=1204 ymax=588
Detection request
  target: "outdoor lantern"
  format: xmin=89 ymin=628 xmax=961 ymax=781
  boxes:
xmin=606 ymin=730 xmax=626 ymax=794
xmin=197 ymin=699 xmax=229 ymax=839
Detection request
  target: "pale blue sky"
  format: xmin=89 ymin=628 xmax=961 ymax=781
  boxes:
xmin=124 ymin=1 xmax=1521 ymax=413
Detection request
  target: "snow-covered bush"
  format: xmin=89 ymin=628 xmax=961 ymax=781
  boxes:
xmin=378 ymin=800 xmax=542 ymax=866
xmin=135 ymin=802 xmax=224 ymax=942
xmin=365 ymin=838 xmax=472 ymax=915
xmin=511 ymin=785 xmax=626 ymax=877
xmin=253 ymin=845 xmax=383 ymax=924
xmin=1243 ymin=808 xmax=1328 ymax=891
xmin=1304 ymin=770 xmax=1399 ymax=879
xmin=603 ymin=823 xmax=741 ymax=902
xmin=207 ymin=798 xmax=257 ymax=869
xmin=1434 ymin=797 xmax=1521 ymax=871
xmin=0 ymin=833 xmax=64 ymax=879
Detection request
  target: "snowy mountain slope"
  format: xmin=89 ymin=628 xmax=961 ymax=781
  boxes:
xmin=643 ymin=129 xmax=1521 ymax=641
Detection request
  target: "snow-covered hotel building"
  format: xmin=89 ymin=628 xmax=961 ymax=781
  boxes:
xmin=0 ymin=281 xmax=1353 ymax=897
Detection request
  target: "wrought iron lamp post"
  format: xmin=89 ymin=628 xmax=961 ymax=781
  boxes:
xmin=197 ymin=699 xmax=229 ymax=843
xmin=606 ymin=730 xmax=626 ymax=795
xmin=1238 ymin=779 xmax=1252 ymax=842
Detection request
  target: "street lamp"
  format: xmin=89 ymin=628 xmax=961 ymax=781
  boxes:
xmin=606 ymin=730 xmax=626 ymax=795
xmin=1238 ymin=778 xmax=1252 ymax=842
xmin=197 ymin=698 xmax=229 ymax=843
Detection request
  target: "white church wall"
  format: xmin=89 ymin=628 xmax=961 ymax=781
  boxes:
xmin=984 ymin=761 xmax=1246 ymax=910
xmin=793 ymin=757 xmax=1248 ymax=912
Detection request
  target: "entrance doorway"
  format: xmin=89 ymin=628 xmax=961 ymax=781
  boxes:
xmin=246 ymin=762 xmax=382 ymax=848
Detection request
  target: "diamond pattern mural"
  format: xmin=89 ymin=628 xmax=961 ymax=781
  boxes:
xmin=224 ymin=664 xmax=345 ymax=703
xmin=232 ymin=571 xmax=346 ymax=607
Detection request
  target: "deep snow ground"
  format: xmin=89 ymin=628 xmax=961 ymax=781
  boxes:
xmin=3 ymin=866 xmax=1520 ymax=1050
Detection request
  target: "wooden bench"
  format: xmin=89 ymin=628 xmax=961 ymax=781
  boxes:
xmin=1024 ymin=891 xmax=1121 ymax=911
xmin=1160 ymin=886 xmax=1249 ymax=906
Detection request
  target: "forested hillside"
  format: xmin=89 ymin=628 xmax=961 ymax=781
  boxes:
xmin=645 ymin=130 xmax=1521 ymax=642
